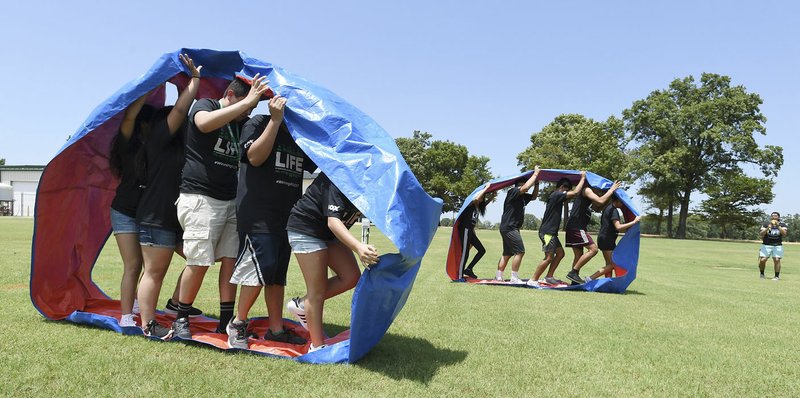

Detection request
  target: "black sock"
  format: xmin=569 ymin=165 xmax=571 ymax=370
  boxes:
xmin=775 ymin=272 xmax=780 ymax=278
xmin=177 ymin=301 xmax=193 ymax=320
xmin=219 ymin=301 xmax=235 ymax=328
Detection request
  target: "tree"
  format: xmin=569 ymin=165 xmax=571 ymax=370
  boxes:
xmin=624 ymin=73 xmax=782 ymax=239
xmin=0 ymin=158 xmax=5 ymax=165
xmin=396 ymin=131 xmax=493 ymax=213
xmin=522 ymin=213 xmax=541 ymax=230
xmin=699 ymin=172 xmax=773 ymax=239
xmin=439 ymin=217 xmax=452 ymax=227
xmin=517 ymin=114 xmax=632 ymax=182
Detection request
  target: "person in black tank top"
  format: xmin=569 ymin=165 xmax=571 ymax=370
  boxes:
xmin=457 ymin=183 xmax=494 ymax=279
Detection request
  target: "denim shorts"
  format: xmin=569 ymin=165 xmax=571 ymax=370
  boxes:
xmin=760 ymin=244 xmax=784 ymax=259
xmin=110 ymin=208 xmax=139 ymax=235
xmin=139 ymin=224 xmax=182 ymax=249
xmin=287 ymin=230 xmax=334 ymax=254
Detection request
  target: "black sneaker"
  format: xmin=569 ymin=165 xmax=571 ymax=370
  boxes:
xmin=566 ymin=270 xmax=585 ymax=284
xmin=463 ymin=268 xmax=478 ymax=279
xmin=171 ymin=317 xmax=192 ymax=340
xmin=265 ymin=329 xmax=307 ymax=345
xmin=226 ymin=319 xmax=249 ymax=349
xmin=163 ymin=299 xmax=204 ymax=317
xmin=143 ymin=320 xmax=173 ymax=340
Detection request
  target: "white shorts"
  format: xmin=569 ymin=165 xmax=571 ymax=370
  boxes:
xmin=176 ymin=193 xmax=238 ymax=266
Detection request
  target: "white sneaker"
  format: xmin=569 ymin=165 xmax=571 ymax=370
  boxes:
xmin=308 ymin=343 xmax=327 ymax=353
xmin=526 ymin=279 xmax=540 ymax=287
xmin=287 ymin=297 xmax=308 ymax=330
xmin=509 ymin=276 xmax=524 ymax=284
xmin=584 ymin=276 xmax=593 ymax=283
xmin=119 ymin=314 xmax=136 ymax=328
xmin=132 ymin=299 xmax=140 ymax=315
xmin=495 ymin=272 xmax=504 ymax=281
xmin=772 ymin=276 xmax=780 ymax=281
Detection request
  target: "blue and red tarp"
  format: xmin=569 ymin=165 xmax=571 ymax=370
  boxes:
xmin=29 ymin=49 xmax=442 ymax=364
xmin=445 ymin=169 xmax=640 ymax=293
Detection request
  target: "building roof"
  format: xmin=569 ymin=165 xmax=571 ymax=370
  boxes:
xmin=0 ymin=165 xmax=45 ymax=171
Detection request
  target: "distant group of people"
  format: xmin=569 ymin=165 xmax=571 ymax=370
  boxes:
xmin=109 ymin=55 xmax=376 ymax=353
xmin=457 ymin=167 xmax=641 ymax=286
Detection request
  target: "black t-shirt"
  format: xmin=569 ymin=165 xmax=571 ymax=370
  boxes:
xmin=598 ymin=204 xmax=621 ymax=243
xmin=286 ymin=173 xmax=362 ymax=241
xmin=457 ymin=204 xmax=479 ymax=229
xmin=180 ymin=98 xmax=244 ymax=200
xmin=236 ymin=115 xmax=316 ymax=234
xmin=565 ymin=192 xmax=592 ymax=231
xmin=110 ymin=132 xmax=143 ymax=217
xmin=539 ymin=191 xmax=568 ymax=235
xmin=136 ymin=107 xmax=185 ymax=232
xmin=762 ymin=222 xmax=788 ymax=246
xmin=499 ymin=187 xmax=532 ymax=231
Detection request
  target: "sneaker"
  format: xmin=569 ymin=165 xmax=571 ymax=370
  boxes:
xmin=171 ymin=317 xmax=192 ymax=340
xmin=495 ymin=272 xmax=504 ymax=281
xmin=119 ymin=314 xmax=136 ymax=328
xmin=265 ymin=329 xmax=307 ymax=345
xmin=584 ymin=275 xmax=593 ymax=283
xmin=226 ymin=319 xmax=249 ymax=349
xmin=526 ymin=279 xmax=540 ymax=287
xmin=463 ymin=268 xmax=478 ymax=279
xmin=143 ymin=320 xmax=173 ymax=340
xmin=566 ymin=270 xmax=585 ymax=284
xmin=509 ymin=276 xmax=524 ymax=284
xmin=287 ymin=297 xmax=308 ymax=330
xmin=163 ymin=299 xmax=203 ymax=317
xmin=772 ymin=276 xmax=780 ymax=281
xmin=308 ymin=343 xmax=327 ymax=353
xmin=760 ymin=274 xmax=766 ymax=279
xmin=132 ymin=299 xmax=140 ymax=315
xmin=545 ymin=276 xmax=562 ymax=285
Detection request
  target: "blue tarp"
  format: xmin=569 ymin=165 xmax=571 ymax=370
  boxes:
xmin=446 ymin=169 xmax=639 ymax=293
xmin=30 ymin=49 xmax=442 ymax=364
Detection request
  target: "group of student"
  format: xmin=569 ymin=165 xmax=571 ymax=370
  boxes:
xmin=457 ymin=166 xmax=641 ymax=286
xmin=109 ymin=54 xmax=377 ymax=353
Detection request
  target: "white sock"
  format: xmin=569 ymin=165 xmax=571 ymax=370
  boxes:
xmin=511 ymin=271 xmax=519 ymax=279
xmin=132 ymin=299 xmax=140 ymax=314
xmin=496 ymin=270 xmax=503 ymax=279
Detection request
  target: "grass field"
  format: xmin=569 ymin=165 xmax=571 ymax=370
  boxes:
xmin=1 ymin=217 xmax=799 ymax=397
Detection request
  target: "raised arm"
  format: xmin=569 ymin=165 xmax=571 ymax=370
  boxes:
xmin=246 ymin=96 xmax=286 ymax=167
xmin=520 ymin=165 xmax=540 ymax=193
xmin=471 ymin=182 xmax=491 ymax=206
xmin=193 ymin=74 xmax=270 ymax=133
xmin=167 ymin=54 xmax=202 ymax=133
xmin=328 ymin=217 xmax=379 ymax=266
xmin=613 ymin=215 xmax=641 ymax=233
xmin=565 ymin=171 xmax=587 ymax=199
xmin=119 ymin=93 xmax=149 ymax=139
xmin=584 ymin=180 xmax=622 ymax=206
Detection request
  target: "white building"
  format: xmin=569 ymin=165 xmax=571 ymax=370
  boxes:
xmin=0 ymin=165 xmax=44 ymax=217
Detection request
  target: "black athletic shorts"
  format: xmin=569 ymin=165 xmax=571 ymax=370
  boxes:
xmin=539 ymin=232 xmax=562 ymax=254
xmin=500 ymin=229 xmax=525 ymax=256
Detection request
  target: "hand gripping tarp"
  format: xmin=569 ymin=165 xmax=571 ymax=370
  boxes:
xmin=29 ymin=49 xmax=442 ymax=364
xmin=445 ymin=169 xmax=639 ymax=293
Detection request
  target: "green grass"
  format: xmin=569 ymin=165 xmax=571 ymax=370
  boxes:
xmin=1 ymin=218 xmax=798 ymax=397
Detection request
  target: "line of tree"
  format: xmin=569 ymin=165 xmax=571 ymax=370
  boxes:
xmin=397 ymin=73 xmax=784 ymax=240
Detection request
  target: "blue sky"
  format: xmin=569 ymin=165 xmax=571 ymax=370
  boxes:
xmin=0 ymin=1 xmax=797 ymax=222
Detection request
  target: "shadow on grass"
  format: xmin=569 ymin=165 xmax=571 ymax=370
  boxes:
xmin=357 ymin=333 xmax=468 ymax=384
xmin=624 ymin=289 xmax=645 ymax=296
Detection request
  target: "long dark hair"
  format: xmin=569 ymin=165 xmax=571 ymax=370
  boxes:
xmin=133 ymin=106 xmax=175 ymax=181
xmin=109 ymin=104 xmax=155 ymax=177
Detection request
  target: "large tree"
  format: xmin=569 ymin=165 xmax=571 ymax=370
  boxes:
xmin=0 ymin=158 xmax=5 ymax=165
xmin=699 ymin=171 xmax=773 ymax=239
xmin=396 ymin=131 xmax=493 ymax=213
xmin=624 ymin=73 xmax=782 ymax=239
xmin=517 ymin=114 xmax=632 ymax=182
